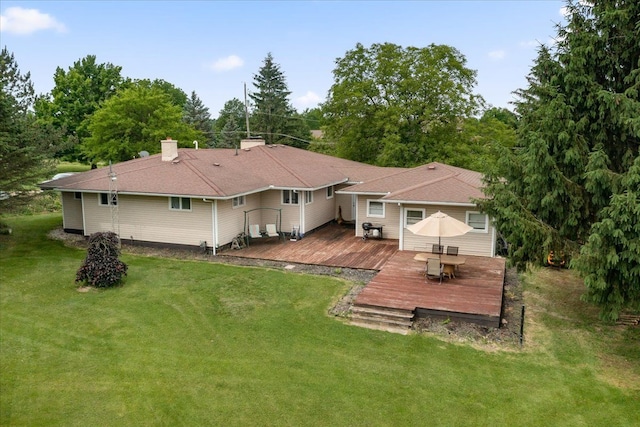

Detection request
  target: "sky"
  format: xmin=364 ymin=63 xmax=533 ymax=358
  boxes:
xmin=1 ymin=1 xmax=567 ymax=117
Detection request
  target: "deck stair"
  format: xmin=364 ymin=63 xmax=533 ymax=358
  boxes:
xmin=350 ymin=304 xmax=414 ymax=335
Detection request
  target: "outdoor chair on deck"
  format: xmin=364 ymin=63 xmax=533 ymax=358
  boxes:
xmin=432 ymin=244 xmax=444 ymax=254
xmin=425 ymin=258 xmax=444 ymax=284
xmin=446 ymin=246 xmax=459 ymax=256
xmin=249 ymin=224 xmax=262 ymax=239
xmin=265 ymin=224 xmax=279 ymax=238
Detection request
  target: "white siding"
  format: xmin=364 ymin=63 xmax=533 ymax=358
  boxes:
xmin=217 ymin=193 xmax=262 ymax=246
xmin=304 ymin=188 xmax=335 ymax=232
xmin=61 ymin=191 xmax=83 ymax=231
xmin=84 ymin=194 xmax=213 ymax=247
xmin=335 ymin=185 xmax=354 ymax=220
xmin=263 ymin=190 xmax=301 ymax=235
xmin=401 ymin=205 xmax=495 ymax=257
xmin=355 ymin=197 xmax=401 ymax=239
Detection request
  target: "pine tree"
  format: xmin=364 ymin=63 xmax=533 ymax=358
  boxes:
xmin=479 ymin=0 xmax=640 ymax=320
xmin=183 ymin=91 xmax=214 ymax=146
xmin=218 ymin=118 xmax=241 ymax=149
xmin=0 ymin=49 xmax=65 ymax=213
xmin=249 ymin=53 xmax=309 ymax=147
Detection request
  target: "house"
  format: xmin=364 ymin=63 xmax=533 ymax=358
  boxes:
xmin=41 ymin=138 xmax=496 ymax=257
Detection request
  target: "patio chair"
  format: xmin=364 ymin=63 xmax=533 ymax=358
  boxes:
xmin=432 ymin=244 xmax=444 ymax=254
xmin=425 ymin=258 xmax=444 ymax=284
xmin=446 ymin=246 xmax=459 ymax=256
xmin=249 ymin=224 xmax=262 ymax=239
xmin=265 ymin=223 xmax=279 ymax=238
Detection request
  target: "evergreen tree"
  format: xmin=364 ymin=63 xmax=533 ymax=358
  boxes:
xmin=213 ymin=98 xmax=246 ymax=147
xmin=0 ymin=49 xmax=66 ymax=213
xmin=183 ymin=91 xmax=214 ymax=146
xmin=479 ymin=0 xmax=640 ymax=320
xmin=249 ymin=53 xmax=309 ymax=148
xmin=218 ymin=117 xmax=241 ymax=149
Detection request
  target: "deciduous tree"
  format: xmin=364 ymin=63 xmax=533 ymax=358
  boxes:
xmin=34 ymin=55 xmax=124 ymax=161
xmin=322 ymin=42 xmax=483 ymax=166
xmin=479 ymin=0 xmax=640 ymax=320
xmin=83 ymin=84 xmax=203 ymax=163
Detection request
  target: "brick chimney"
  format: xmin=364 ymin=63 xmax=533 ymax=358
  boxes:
xmin=161 ymin=137 xmax=178 ymax=161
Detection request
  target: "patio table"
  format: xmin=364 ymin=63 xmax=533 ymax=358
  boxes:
xmin=414 ymin=253 xmax=466 ymax=279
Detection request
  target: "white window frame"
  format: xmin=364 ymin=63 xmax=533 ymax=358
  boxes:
xmin=405 ymin=208 xmax=425 ymax=227
xmin=326 ymin=186 xmax=334 ymax=199
xmin=282 ymin=190 xmax=299 ymax=205
xmin=367 ymin=200 xmax=385 ymax=218
xmin=305 ymin=190 xmax=313 ymax=205
xmin=232 ymin=195 xmax=245 ymax=208
xmin=169 ymin=197 xmax=192 ymax=211
xmin=99 ymin=192 xmax=117 ymax=206
xmin=466 ymin=211 xmax=488 ymax=233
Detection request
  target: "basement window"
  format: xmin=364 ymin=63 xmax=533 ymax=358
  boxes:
xmin=170 ymin=197 xmax=191 ymax=211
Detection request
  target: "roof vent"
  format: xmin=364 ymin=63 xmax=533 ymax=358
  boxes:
xmin=427 ymin=165 xmax=436 ymax=170
xmin=213 ymin=163 xmax=220 ymax=167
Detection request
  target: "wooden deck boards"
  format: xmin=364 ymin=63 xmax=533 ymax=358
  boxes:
xmin=221 ymin=223 xmax=506 ymax=326
xmin=356 ymin=251 xmax=506 ymax=326
xmin=220 ymin=224 xmax=398 ymax=270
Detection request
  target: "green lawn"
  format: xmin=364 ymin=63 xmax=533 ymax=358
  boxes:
xmin=1 ymin=215 xmax=638 ymax=426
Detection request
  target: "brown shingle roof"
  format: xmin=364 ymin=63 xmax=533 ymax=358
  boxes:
xmin=338 ymin=162 xmax=485 ymax=205
xmin=41 ymin=145 xmax=395 ymax=198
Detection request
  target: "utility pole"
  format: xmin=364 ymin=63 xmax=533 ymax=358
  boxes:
xmin=244 ymin=82 xmax=251 ymax=138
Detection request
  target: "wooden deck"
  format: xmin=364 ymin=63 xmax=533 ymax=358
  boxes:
xmin=355 ymin=251 xmax=506 ymax=327
xmin=220 ymin=223 xmax=506 ymax=327
xmin=220 ymin=224 xmax=398 ymax=270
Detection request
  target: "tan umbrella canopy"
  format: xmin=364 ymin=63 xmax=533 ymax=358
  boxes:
xmin=407 ymin=210 xmax=473 ymax=251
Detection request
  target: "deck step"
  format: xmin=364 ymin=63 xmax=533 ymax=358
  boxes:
xmin=349 ymin=304 xmax=415 ymax=334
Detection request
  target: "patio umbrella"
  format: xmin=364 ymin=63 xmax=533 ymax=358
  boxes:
xmin=407 ymin=210 xmax=473 ymax=253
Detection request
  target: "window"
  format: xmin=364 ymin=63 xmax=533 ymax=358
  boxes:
xmin=170 ymin=197 xmax=191 ymax=211
xmin=367 ymin=200 xmax=385 ymax=218
xmin=232 ymin=195 xmax=245 ymax=208
xmin=405 ymin=208 xmax=425 ymax=227
xmin=74 ymin=192 xmax=82 ymax=200
xmin=99 ymin=192 xmax=117 ymax=206
xmin=282 ymin=190 xmax=299 ymax=205
xmin=305 ymin=191 xmax=313 ymax=204
xmin=326 ymin=186 xmax=334 ymax=199
xmin=466 ymin=211 xmax=488 ymax=232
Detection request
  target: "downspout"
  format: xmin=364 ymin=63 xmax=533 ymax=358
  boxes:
xmin=398 ymin=204 xmax=404 ymax=251
xmin=213 ymin=200 xmax=219 ymax=255
xmin=81 ymin=193 xmax=87 ymax=236
xmin=490 ymin=219 xmax=496 ymax=258
xmin=202 ymin=198 xmax=217 ymax=256
xmin=299 ymin=193 xmax=305 ymax=235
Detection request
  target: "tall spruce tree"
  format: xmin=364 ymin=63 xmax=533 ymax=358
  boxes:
xmin=213 ymin=98 xmax=246 ymax=147
xmin=249 ymin=53 xmax=309 ymax=148
xmin=479 ymin=0 xmax=640 ymax=320
xmin=183 ymin=91 xmax=214 ymax=146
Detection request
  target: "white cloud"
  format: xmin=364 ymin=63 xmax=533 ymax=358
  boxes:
xmin=294 ymin=91 xmax=322 ymax=109
xmin=519 ymin=40 xmax=540 ymax=48
xmin=559 ymin=6 xmax=569 ymax=17
xmin=208 ymin=55 xmax=244 ymax=72
xmin=0 ymin=7 xmax=67 ymax=35
xmin=488 ymin=50 xmax=506 ymax=60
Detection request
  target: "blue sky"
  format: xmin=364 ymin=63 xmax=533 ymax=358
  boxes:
xmin=2 ymin=1 xmax=566 ymax=117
